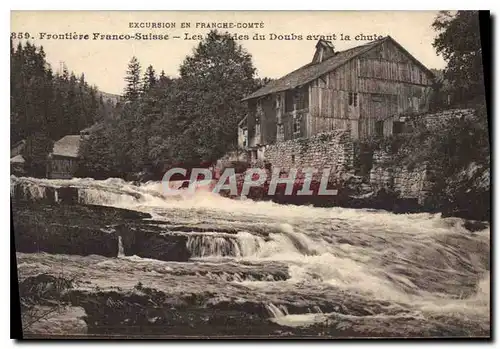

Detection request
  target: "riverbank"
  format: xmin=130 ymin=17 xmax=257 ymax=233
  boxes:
xmin=11 ymin=173 xmax=490 ymax=225
xmin=12 ymin=176 xmax=490 ymax=338
xmin=17 ymin=254 xmax=489 ymax=338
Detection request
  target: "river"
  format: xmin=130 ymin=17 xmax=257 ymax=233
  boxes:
xmin=12 ymin=176 xmax=490 ymax=337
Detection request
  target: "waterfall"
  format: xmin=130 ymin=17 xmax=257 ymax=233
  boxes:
xmin=266 ymin=303 xmax=289 ymax=318
xmin=187 ymin=235 xmax=242 ymax=258
xmin=186 ymin=232 xmax=267 ymax=259
xmin=11 ymin=175 xmax=491 ymax=336
xmin=11 ymin=175 xmax=491 ymax=321
xmin=78 ymin=188 xmax=140 ymax=207
xmin=118 ymin=236 xmax=125 ymax=257
xmin=236 ymin=231 xmax=265 ymax=256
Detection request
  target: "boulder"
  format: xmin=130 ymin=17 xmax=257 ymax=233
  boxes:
xmin=118 ymin=225 xmax=190 ymax=262
xmin=441 ymin=163 xmax=490 ymax=222
xmin=12 ymin=202 xmax=189 ymax=261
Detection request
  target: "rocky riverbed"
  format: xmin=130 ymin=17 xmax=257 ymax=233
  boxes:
xmin=12 ymin=176 xmax=491 ymax=338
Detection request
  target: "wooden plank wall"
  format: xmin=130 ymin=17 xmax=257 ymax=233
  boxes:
xmin=255 ymin=39 xmax=435 ymax=141
xmin=259 ymin=95 xmax=277 ymax=145
xmin=308 ymin=59 xmax=361 ymax=137
xmin=306 ymin=39 xmax=434 ymax=139
xmin=360 ymin=40 xmax=434 ymax=86
xmin=359 ymin=93 xmax=399 ymax=121
xmin=357 ymin=39 xmax=434 ymax=119
xmin=358 ymin=78 xmax=432 ymax=116
xmin=246 ymin=101 xmax=257 ymax=147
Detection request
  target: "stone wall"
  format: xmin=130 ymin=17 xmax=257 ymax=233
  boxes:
xmin=369 ymin=149 xmax=434 ymax=205
xmin=262 ymin=130 xmax=355 ymax=180
xmin=368 ymin=108 xmax=475 ymax=205
xmin=261 ymin=128 xmax=436 ymax=204
xmin=247 ymin=108 xmax=475 ymax=208
xmin=406 ymin=108 xmax=475 ymax=130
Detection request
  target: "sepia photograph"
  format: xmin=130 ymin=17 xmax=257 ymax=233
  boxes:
xmin=10 ymin=10 xmax=490 ymax=339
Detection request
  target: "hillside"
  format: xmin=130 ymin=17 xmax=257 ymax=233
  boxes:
xmin=98 ymin=91 xmax=122 ymax=105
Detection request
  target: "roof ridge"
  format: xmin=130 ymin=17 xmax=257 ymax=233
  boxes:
xmin=263 ymin=36 xmax=387 ymax=81
xmin=243 ymin=35 xmax=429 ymax=101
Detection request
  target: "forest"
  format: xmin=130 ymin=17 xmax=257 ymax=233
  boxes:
xmin=10 ymin=11 xmax=489 ymax=190
xmin=10 ymin=39 xmax=115 ymax=177
xmin=77 ymin=30 xmax=269 ymax=180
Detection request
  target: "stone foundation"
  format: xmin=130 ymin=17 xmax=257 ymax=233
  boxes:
xmin=369 ymin=150 xmax=434 ymax=206
xmin=230 ymin=109 xmax=482 ymax=212
xmin=263 ymin=130 xmax=355 ymax=180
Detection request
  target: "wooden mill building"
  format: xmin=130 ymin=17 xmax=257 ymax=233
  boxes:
xmin=241 ymin=36 xmax=435 ymax=152
xmin=46 ymin=123 xmax=103 ymax=179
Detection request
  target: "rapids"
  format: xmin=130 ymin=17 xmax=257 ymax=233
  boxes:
xmin=12 ymin=175 xmax=490 ymax=336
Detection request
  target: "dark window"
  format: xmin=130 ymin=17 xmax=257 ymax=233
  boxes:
xmin=243 ymin=130 xmax=247 ymax=147
xmin=348 ymin=92 xmax=358 ymax=107
xmin=375 ymin=121 xmax=384 ymax=137
xmin=285 ymin=90 xmax=295 ymax=112
xmin=297 ymin=88 xmax=309 ymax=110
xmin=291 ymin=154 xmax=295 ymax=164
xmin=393 ymin=121 xmax=404 ymax=134
xmin=286 ymin=88 xmax=309 ymax=112
xmin=278 ymin=124 xmax=284 ymax=136
xmin=293 ymin=115 xmax=301 ymax=134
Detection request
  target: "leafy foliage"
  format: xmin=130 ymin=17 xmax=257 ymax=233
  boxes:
xmin=432 ymin=11 xmax=485 ymax=106
xmin=10 ymin=39 xmax=111 ymax=177
xmin=80 ymin=30 xmax=266 ymax=179
xmin=174 ymin=30 xmax=259 ymax=162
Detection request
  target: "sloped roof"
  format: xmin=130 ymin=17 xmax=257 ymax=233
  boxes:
xmin=52 ymin=135 xmax=82 ymax=158
xmin=243 ymin=36 xmax=434 ymax=101
xmin=10 ymin=154 xmax=25 ymax=163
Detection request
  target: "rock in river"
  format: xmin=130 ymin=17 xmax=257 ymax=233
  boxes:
xmin=12 ymin=202 xmax=190 ymax=262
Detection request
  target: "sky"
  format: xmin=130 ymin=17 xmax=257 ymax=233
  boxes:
xmin=11 ymin=11 xmax=447 ymax=95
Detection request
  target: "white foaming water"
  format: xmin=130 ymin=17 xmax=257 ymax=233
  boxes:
xmin=266 ymin=303 xmax=289 ymax=318
xmin=117 ymin=236 xmax=125 ymax=257
xmin=12 ymin=176 xmax=491 ymax=327
xmin=187 ymin=231 xmax=267 ymax=258
xmin=11 ymin=177 xmax=47 ymax=200
xmin=187 ymin=234 xmax=242 ymax=258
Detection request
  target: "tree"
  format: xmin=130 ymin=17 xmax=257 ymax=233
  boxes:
xmin=176 ymin=30 xmax=259 ymax=164
xmin=23 ymin=132 xmax=53 ymax=178
xmin=256 ymin=77 xmax=274 ymax=88
xmin=142 ymin=65 xmax=157 ymax=93
xmin=79 ymin=30 xmax=265 ymax=179
xmin=124 ymin=56 xmax=141 ymax=102
xmin=432 ymin=11 xmax=485 ymax=106
xmin=10 ymin=40 xmax=114 ymax=177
